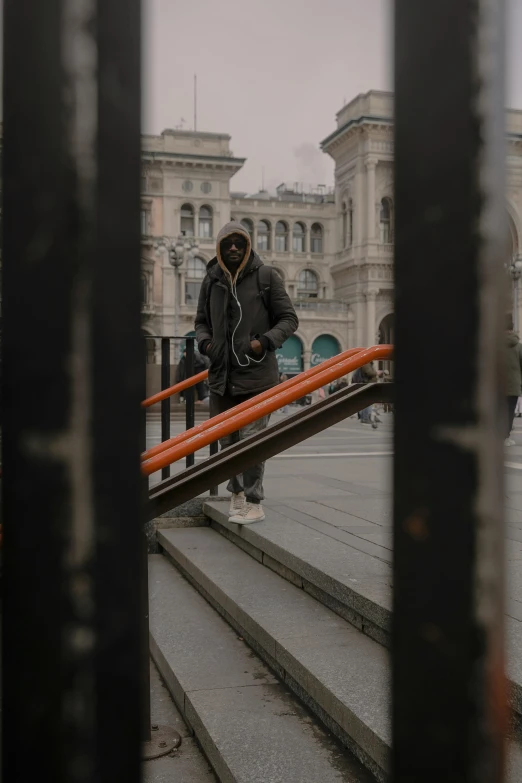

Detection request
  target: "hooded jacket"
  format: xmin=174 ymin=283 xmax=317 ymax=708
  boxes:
xmin=505 ymin=331 xmax=522 ymax=396
xmin=195 ymin=221 xmax=299 ymax=396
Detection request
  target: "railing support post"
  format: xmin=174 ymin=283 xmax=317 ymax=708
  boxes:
xmin=209 ymin=441 xmax=219 ymax=496
xmin=185 ymin=337 xmax=195 ymax=468
xmin=393 ymin=1 xmax=507 ymax=780
xmin=161 ymin=337 xmax=171 ymax=480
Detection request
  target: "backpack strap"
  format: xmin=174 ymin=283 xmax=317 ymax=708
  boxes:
xmin=256 ymin=265 xmax=275 ymax=327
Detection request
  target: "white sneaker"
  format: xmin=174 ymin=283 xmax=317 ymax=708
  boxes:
xmin=229 ymin=492 xmax=246 ymax=517
xmin=505 ymin=438 xmax=516 ymax=447
xmin=229 ymin=502 xmax=266 ymax=525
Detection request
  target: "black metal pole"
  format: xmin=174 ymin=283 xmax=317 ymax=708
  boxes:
xmin=393 ymin=1 xmax=507 ymax=781
xmin=161 ymin=337 xmax=171 ymax=480
xmin=140 ymin=342 xmax=151 ymax=743
xmin=3 ymin=0 xmax=143 ymax=781
xmin=185 ymin=337 xmax=195 ymax=468
xmin=209 ymin=440 xmax=219 ymax=496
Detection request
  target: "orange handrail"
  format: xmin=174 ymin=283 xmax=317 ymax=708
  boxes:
xmin=142 ymin=347 xmax=365 ymax=461
xmin=142 ymin=345 xmax=393 ymax=476
xmin=142 ymin=370 xmax=209 ymax=408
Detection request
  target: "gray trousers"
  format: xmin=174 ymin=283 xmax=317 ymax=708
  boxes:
xmin=210 ymin=391 xmax=271 ymax=503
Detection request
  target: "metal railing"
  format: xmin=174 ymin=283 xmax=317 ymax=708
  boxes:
xmin=142 ymin=346 xmax=391 ymax=475
xmin=141 ymin=346 xmax=364 ymax=461
xmin=143 ymin=335 xmax=203 ymax=477
xmin=147 ymin=380 xmax=393 ymax=519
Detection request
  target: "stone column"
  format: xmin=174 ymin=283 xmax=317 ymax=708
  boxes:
xmin=366 ymin=159 xmax=377 ymax=241
xmin=366 ymin=290 xmax=377 ymax=347
xmin=162 ymin=259 xmax=174 ymax=311
xmin=355 ymin=160 xmax=364 ymax=246
xmin=354 ymin=296 xmax=365 ymax=347
xmin=375 ymin=201 xmax=382 ymax=243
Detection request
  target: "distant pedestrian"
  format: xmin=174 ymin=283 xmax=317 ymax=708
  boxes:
xmin=329 ymin=377 xmax=348 ymax=395
xmin=504 ymin=313 xmax=522 ymax=446
xmin=175 ymin=347 xmax=209 ymax=404
xmin=352 ymin=362 xmax=383 ymax=428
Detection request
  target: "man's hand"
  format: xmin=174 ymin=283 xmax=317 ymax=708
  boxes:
xmin=250 ymin=339 xmax=263 ymax=355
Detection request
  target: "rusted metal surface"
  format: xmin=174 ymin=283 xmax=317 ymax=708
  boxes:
xmin=3 ymin=1 xmax=143 ymax=781
xmin=393 ymin=0 xmax=507 ymax=781
xmin=142 ymin=725 xmax=182 ymax=760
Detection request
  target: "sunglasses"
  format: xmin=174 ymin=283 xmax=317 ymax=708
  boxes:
xmin=221 ymin=236 xmax=247 ymax=251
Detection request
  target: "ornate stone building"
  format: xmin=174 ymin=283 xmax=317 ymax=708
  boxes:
xmin=141 ymin=90 xmax=522 ymax=374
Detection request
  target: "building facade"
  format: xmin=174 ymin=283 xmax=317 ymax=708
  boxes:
xmin=141 ymin=91 xmax=522 ymax=373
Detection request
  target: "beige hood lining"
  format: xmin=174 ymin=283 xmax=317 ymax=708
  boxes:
xmin=216 ymin=229 xmax=252 ymax=284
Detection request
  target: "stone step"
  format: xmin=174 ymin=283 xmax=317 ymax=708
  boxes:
xmin=203 ymin=500 xmax=522 ymax=718
xmin=149 ymin=553 xmax=375 ymax=783
xmin=159 ymin=526 xmax=390 ymax=780
xmin=158 ymin=526 xmax=522 ymax=783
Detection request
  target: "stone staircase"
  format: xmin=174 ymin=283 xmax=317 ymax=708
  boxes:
xmin=148 ymin=500 xmax=522 ymax=783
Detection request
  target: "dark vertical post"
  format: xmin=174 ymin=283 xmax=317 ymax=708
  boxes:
xmin=161 ymin=337 xmax=171 ymax=479
xmin=3 ymin=0 xmax=143 ymax=782
xmin=393 ymin=1 xmax=507 ymax=782
xmin=185 ymin=336 xmax=195 ymax=468
xmin=140 ymin=341 xmax=151 ymax=743
xmin=209 ymin=441 xmax=219 ymax=496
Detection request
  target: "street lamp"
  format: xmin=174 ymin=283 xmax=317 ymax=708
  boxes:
xmin=507 ymin=254 xmax=522 ymax=332
xmin=154 ymin=234 xmax=198 ymax=361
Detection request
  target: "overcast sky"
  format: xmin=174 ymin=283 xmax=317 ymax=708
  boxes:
xmin=143 ymin=0 xmax=522 ymax=194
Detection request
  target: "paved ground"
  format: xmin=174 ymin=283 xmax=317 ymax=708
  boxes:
xmin=143 ymin=661 xmax=216 ymax=783
xmin=146 ymin=408 xmax=522 ymax=775
xmin=147 ymin=407 xmax=522 ymax=627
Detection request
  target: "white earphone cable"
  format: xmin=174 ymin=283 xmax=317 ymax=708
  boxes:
xmin=230 ymin=279 xmax=266 ymax=367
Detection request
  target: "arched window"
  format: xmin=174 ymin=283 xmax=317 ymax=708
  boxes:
xmin=311 ymin=223 xmax=323 ymax=254
xmin=240 ymin=218 xmax=254 ymax=239
xmin=275 ymin=221 xmax=289 ymax=252
xmin=185 ymin=256 xmax=207 ymax=305
xmin=380 ymin=197 xmax=394 ymax=244
xmin=180 ymin=203 xmax=195 ymax=236
xmin=198 ymin=205 xmax=213 ymax=239
xmin=257 ymin=220 xmax=271 ymax=252
xmin=293 ymin=222 xmax=306 ymax=253
xmin=298 ymin=269 xmax=319 ymax=298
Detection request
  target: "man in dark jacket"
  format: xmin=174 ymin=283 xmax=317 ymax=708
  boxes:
xmin=195 ymin=221 xmax=298 ymax=524
xmin=504 ymin=313 xmax=522 ymax=446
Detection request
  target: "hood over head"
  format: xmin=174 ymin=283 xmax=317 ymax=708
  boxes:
xmin=216 ymin=221 xmax=252 ymax=282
